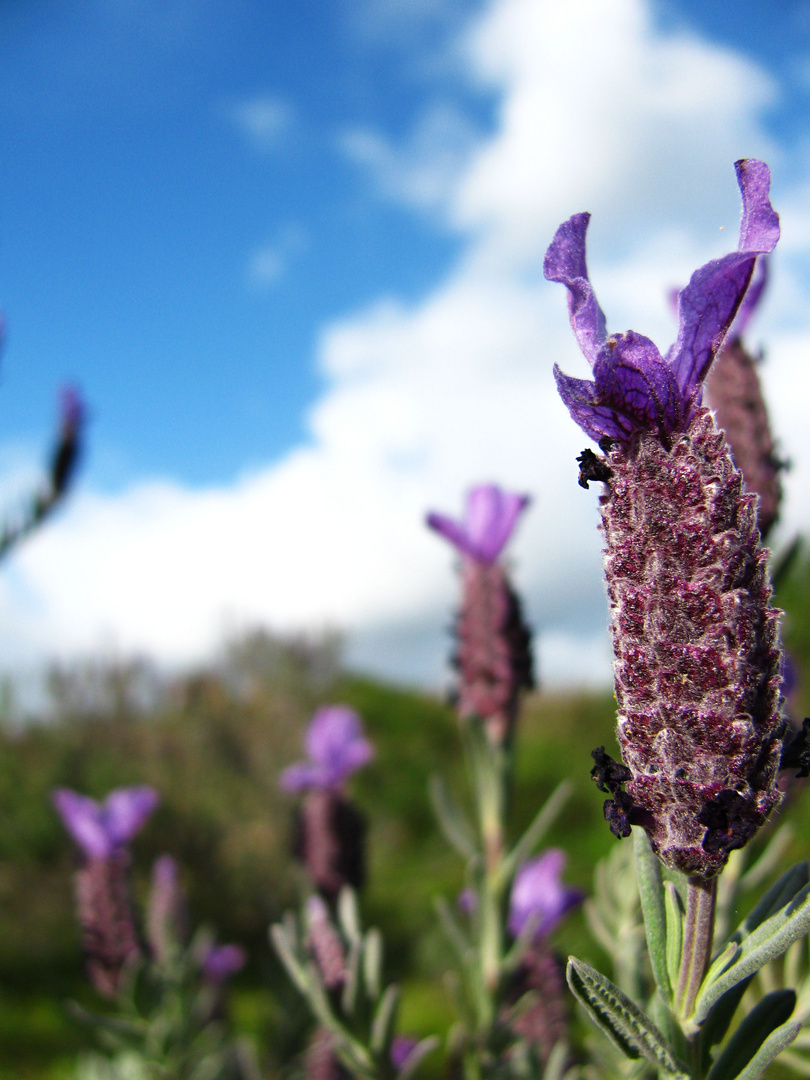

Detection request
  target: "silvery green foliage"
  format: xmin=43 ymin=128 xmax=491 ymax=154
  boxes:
xmin=271 ymin=889 xmax=438 ymax=1080
xmin=69 ymin=928 xmax=258 ymax=1080
xmin=431 ymin=715 xmax=576 ymax=1080
xmin=568 ymin=829 xmax=810 ymax=1080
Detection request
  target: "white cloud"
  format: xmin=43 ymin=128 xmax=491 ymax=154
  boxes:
xmin=340 ymin=102 xmax=480 ymax=213
xmin=3 ymin=0 xmax=810 ymax=693
xmin=229 ymin=94 xmax=294 ymax=150
xmin=247 ymin=225 xmax=307 ymax=288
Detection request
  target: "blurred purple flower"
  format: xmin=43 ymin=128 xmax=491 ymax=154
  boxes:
xmin=508 ymin=850 xmax=582 ymax=940
xmin=457 ymin=887 xmax=477 ymax=915
xmin=201 ymin=943 xmax=247 ymax=984
xmin=391 ymin=1036 xmax=418 ymax=1071
xmin=281 ymin=706 xmax=373 ymax=793
xmin=546 ymin=159 xmax=779 ymax=445
xmin=52 ymin=786 xmax=159 ymax=860
xmin=426 ymin=484 xmax=530 ymax=565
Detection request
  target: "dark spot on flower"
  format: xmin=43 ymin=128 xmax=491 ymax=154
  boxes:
xmin=603 ymin=794 xmax=632 ymax=838
xmin=591 ymin=746 xmax=631 ymax=793
xmin=698 ymin=789 xmax=760 ymax=856
xmin=577 ymin=449 xmax=613 ymax=489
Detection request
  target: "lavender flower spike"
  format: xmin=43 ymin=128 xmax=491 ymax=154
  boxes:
xmin=547 ymin=161 xmax=784 ymax=877
xmin=280 ymin=706 xmax=373 ymax=793
xmin=428 ymin=484 xmax=534 ymax=746
xmin=508 ymin=850 xmax=583 ymax=940
xmin=283 ymin=707 xmax=371 ymax=899
xmin=53 ymin=786 xmax=159 ymax=860
xmin=53 ymin=787 xmax=158 ymax=997
xmin=426 ymin=484 xmax=529 ymax=565
xmin=546 ymin=160 xmax=779 ymax=445
xmin=705 ymin=257 xmax=783 ymax=540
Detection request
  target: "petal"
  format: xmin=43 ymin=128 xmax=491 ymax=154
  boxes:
xmin=103 ymin=786 xmax=160 ymax=847
xmin=553 ymin=364 xmax=634 ymax=443
xmin=201 ymin=943 xmax=246 ymax=982
xmin=669 ymin=252 xmax=758 ymax=404
xmin=305 ymin=706 xmax=373 ymax=785
xmin=594 ymin=332 xmax=682 ymax=435
xmin=465 ymin=485 xmax=529 ymax=564
xmin=279 ymin=761 xmax=325 ymax=793
xmin=508 ymin=849 xmax=582 ymax=938
xmin=544 ymin=212 xmax=608 ymax=365
xmin=425 ymin=510 xmax=478 ymax=559
xmin=669 ymin=160 xmax=779 ymax=404
xmin=736 ymin=159 xmax=780 ymax=254
xmin=730 ymin=255 xmax=768 ymax=340
xmin=52 ymin=789 xmax=112 ymax=859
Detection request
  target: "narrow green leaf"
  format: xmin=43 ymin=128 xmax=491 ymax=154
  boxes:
xmin=566 ymin=957 xmax=689 ymax=1079
xmin=341 ymin=938 xmax=362 ymax=1017
xmin=707 ymin=990 xmax=796 ymax=1080
xmin=694 ymin=883 xmax=810 ymax=1025
xmin=429 ymin=775 xmax=477 ymax=860
xmin=434 ymin=896 xmax=475 ymax=975
xmin=702 ymin=941 xmax=740 ymax=991
xmin=735 ymin=863 xmax=809 ymax=942
xmin=370 ymin=984 xmax=400 ymax=1055
xmin=664 ymin=881 xmax=684 ymax=998
xmin=363 ymin=928 xmax=383 ymax=1003
xmin=718 ymin=1018 xmax=802 ymax=1080
xmin=634 ymin=827 xmax=671 ymax=1002
xmin=337 ymin=888 xmax=362 ymax=947
xmin=698 ymin=976 xmax=754 ymax=1055
xmin=270 ymin=924 xmax=310 ymax=997
xmin=503 ymin=780 xmax=572 ymax=879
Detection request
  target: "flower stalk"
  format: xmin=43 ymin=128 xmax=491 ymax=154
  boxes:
xmin=675 ymin=876 xmax=717 ymax=1028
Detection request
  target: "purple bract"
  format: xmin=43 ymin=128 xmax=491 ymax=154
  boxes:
xmin=280 ymin=706 xmax=373 ymax=793
xmin=546 ymin=159 xmax=779 ymax=444
xmin=201 ymin=943 xmax=247 ymax=983
xmin=426 ymin=484 xmax=530 ymax=565
xmin=52 ymin=786 xmax=159 ymax=860
xmin=508 ymin=849 xmax=583 ymax=940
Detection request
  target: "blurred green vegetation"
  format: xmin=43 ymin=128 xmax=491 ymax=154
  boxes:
xmin=0 ymin=537 xmax=809 ymax=1078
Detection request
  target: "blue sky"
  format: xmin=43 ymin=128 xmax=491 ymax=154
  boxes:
xmin=2 ymin=0 xmax=810 ymax=689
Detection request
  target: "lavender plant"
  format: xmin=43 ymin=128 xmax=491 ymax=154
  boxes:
xmin=546 ymin=158 xmax=810 ymax=1079
xmin=426 ymin=484 xmax=578 ymax=1080
xmin=274 ymin=494 xmax=579 ymax=1080
xmin=274 ymin=707 xmax=437 ymax=1080
xmin=53 ymin=786 xmax=257 ymax=1080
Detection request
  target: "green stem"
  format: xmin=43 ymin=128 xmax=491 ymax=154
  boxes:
xmin=470 ymin=720 xmax=510 ymax=1026
xmin=675 ymin=874 xmax=717 ymax=1076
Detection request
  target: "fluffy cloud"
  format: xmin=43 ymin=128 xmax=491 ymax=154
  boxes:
xmin=3 ymin=0 xmax=808 ymax=692
xmin=229 ymin=94 xmax=295 ymax=150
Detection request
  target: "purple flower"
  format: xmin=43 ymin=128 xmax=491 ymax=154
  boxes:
xmin=391 ymin=1036 xmax=419 ymax=1071
xmin=546 ymin=159 xmax=779 ymax=444
xmin=457 ymin=887 xmax=477 ymax=915
xmin=280 ymin=706 xmax=373 ymax=793
xmin=426 ymin=484 xmax=530 ymax=565
xmin=508 ymin=850 xmax=582 ymax=940
xmin=730 ymin=255 xmax=768 ymax=341
xmin=52 ymin=786 xmax=159 ymax=860
xmin=201 ymin=943 xmax=247 ymax=984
